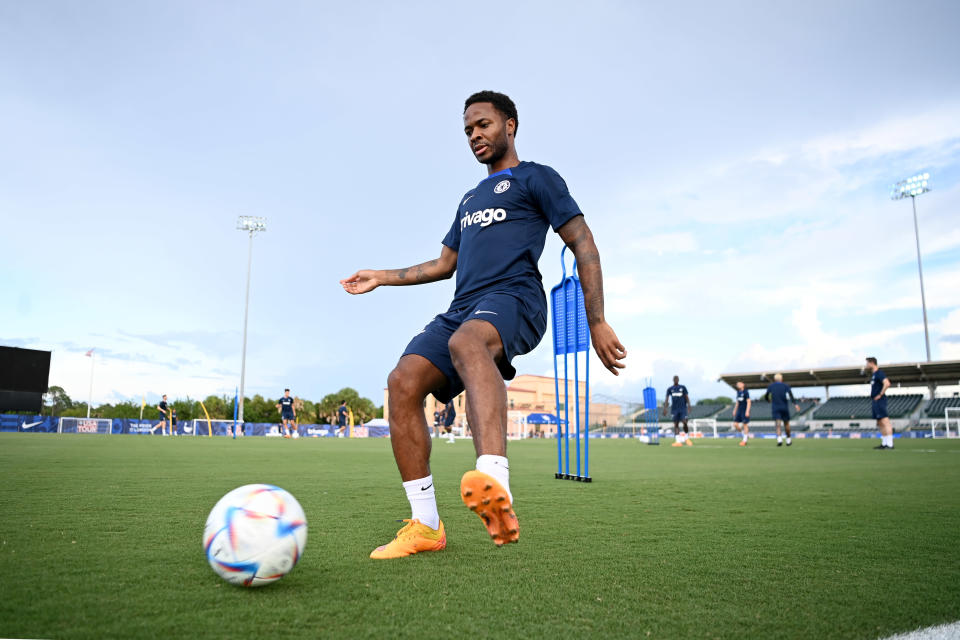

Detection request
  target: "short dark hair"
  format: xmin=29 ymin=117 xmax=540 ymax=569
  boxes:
xmin=284 ymin=388 xmax=290 ymax=392
xmin=866 ymin=357 xmax=878 ymax=365
xmin=464 ymin=90 xmax=518 ymax=136
xmin=340 ymin=399 xmax=345 ymax=404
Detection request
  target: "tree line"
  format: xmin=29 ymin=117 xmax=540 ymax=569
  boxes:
xmin=37 ymin=386 xmax=382 ymax=424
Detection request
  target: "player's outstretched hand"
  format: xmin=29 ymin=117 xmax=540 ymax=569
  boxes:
xmin=340 ymin=270 xmax=379 ymax=295
xmin=591 ymin=321 xmax=626 ymax=376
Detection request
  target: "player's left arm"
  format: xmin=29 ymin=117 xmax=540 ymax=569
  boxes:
xmin=557 ymin=215 xmax=626 ymax=376
xmin=788 ymin=387 xmax=800 ymax=412
xmin=745 ymin=397 xmax=751 ymax=416
xmin=877 ymin=377 xmax=891 ymax=400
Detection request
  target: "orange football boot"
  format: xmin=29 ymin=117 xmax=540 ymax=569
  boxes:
xmin=369 ymin=519 xmax=446 ymax=559
xmin=460 ymin=471 xmax=519 ymax=547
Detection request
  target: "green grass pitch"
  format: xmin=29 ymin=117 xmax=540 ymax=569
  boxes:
xmin=1 ymin=434 xmax=958 ymax=639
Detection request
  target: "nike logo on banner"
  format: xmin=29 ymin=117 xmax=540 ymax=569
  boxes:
xmin=420 ymin=483 xmax=433 ymax=491
xmin=474 ymin=310 xmax=498 ymax=315
xmin=22 ymin=421 xmax=41 ymax=429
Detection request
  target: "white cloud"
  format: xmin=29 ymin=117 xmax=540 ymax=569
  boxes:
xmin=630 ymin=232 xmax=699 ymax=254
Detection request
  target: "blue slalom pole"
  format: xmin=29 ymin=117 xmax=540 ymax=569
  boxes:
xmin=572 ymin=275 xmax=581 ymax=479
xmin=563 ymin=316 xmax=570 ymax=479
xmin=584 ymin=331 xmax=590 ymax=479
xmin=232 ymin=387 xmax=238 ymax=439
xmin=553 ymin=343 xmax=562 ymax=477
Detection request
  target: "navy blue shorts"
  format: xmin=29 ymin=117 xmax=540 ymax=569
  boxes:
xmin=772 ymin=407 xmax=790 ymax=422
xmin=402 ymin=292 xmax=547 ymax=403
xmin=281 ymin=412 xmax=295 ymax=422
xmin=672 ymin=411 xmax=688 ymax=423
xmin=158 ymin=413 xmax=166 ymax=422
xmin=734 ymin=411 xmax=750 ymax=424
xmin=872 ymin=400 xmax=888 ymax=420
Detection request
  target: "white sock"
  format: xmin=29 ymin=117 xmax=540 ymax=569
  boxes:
xmin=476 ymin=454 xmax=512 ymax=503
xmin=402 ymin=475 xmax=440 ymax=530
xmin=786 ymin=437 xmax=792 ymax=444
xmin=742 ymin=433 xmax=748 ymax=442
xmin=777 ymin=436 xmax=783 ymax=443
xmin=884 ymin=435 xmax=893 ymax=447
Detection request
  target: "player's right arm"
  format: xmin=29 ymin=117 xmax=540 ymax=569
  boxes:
xmin=340 ymin=246 xmax=458 ymax=294
xmin=745 ymin=397 xmax=751 ymax=417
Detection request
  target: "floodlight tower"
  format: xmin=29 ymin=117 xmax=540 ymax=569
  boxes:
xmin=236 ymin=216 xmax=266 ymax=423
xmin=890 ymin=173 xmax=931 ymax=362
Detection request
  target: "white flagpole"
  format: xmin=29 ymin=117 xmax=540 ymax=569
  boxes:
xmin=87 ymin=352 xmax=94 ymax=418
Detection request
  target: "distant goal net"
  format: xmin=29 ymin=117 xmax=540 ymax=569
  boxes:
xmin=190 ymin=419 xmax=241 ymax=437
xmin=58 ymin=417 xmax=113 ymax=434
xmin=690 ymin=418 xmax=718 ymax=438
xmin=945 ymin=408 xmax=960 ymax=439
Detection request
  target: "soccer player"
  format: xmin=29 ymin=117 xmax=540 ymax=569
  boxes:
xmin=276 ymin=389 xmax=296 ymax=439
xmin=443 ymin=399 xmax=456 ymax=444
xmin=156 ymin=394 xmax=169 ymax=436
xmin=336 ymin=400 xmax=348 ymax=437
xmin=432 ymin=408 xmax=442 ymax=438
xmin=866 ymin=357 xmax=894 ymax=450
xmin=764 ymin=374 xmax=800 ymax=446
xmin=663 ymin=376 xmax=692 ymax=447
xmin=732 ymin=381 xmax=750 ymax=446
xmin=340 ymin=90 xmax=626 ymax=558
xmin=170 ymin=408 xmax=178 ymax=436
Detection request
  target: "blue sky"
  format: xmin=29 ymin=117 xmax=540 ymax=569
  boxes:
xmin=3 ymin=0 xmax=959 ymax=407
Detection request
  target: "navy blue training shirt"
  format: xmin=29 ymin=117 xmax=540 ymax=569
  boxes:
xmin=442 ymin=161 xmax=583 ymax=311
xmin=736 ymin=389 xmax=750 ymax=408
xmin=765 ymin=382 xmax=796 ymax=409
xmin=666 ymin=384 xmax=689 ymax=412
xmin=870 ymin=369 xmax=887 ymax=398
xmin=279 ymin=396 xmax=294 ymax=413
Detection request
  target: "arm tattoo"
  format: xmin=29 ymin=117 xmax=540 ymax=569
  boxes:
xmin=396 ymin=268 xmax=408 ymax=280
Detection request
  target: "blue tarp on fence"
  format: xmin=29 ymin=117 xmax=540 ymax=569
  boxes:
xmin=0 ymin=415 xmax=390 ymax=437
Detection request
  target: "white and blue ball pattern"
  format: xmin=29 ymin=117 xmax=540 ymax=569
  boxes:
xmin=204 ymin=484 xmax=307 ymax=587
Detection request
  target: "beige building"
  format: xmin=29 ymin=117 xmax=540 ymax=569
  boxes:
xmin=383 ymin=373 xmax=621 ymax=438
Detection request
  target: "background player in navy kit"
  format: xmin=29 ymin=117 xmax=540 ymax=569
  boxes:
xmin=765 ymin=374 xmax=800 ymax=446
xmin=732 ymin=381 xmax=750 ymax=446
xmin=663 ymin=376 xmax=692 ymax=446
xmin=170 ymin=408 xmax=178 ymax=436
xmin=866 ymin=357 xmax=894 ymax=450
xmin=443 ymin=400 xmax=456 ymax=444
xmin=276 ymin=389 xmax=296 ymax=439
xmin=340 ymin=90 xmax=626 ymax=558
xmin=156 ymin=394 xmax=169 ymax=436
xmin=337 ymin=400 xmax=348 ymax=437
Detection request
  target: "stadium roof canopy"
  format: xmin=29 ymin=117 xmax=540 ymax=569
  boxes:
xmin=718 ymin=360 xmax=960 ymax=390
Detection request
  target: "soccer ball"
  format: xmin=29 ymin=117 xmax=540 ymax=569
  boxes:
xmin=203 ymin=484 xmax=307 ymax=587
